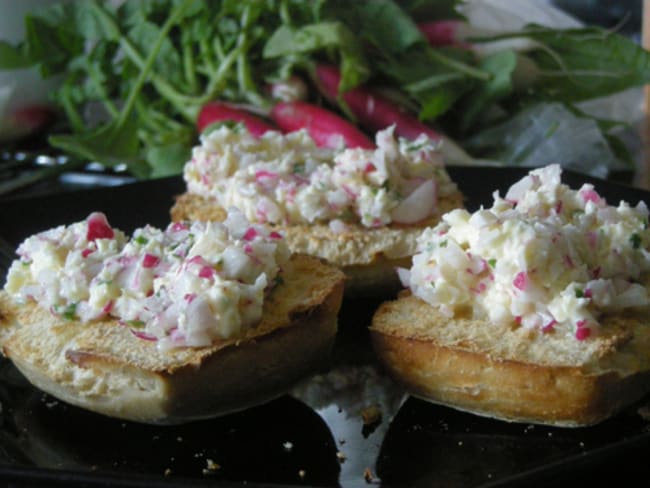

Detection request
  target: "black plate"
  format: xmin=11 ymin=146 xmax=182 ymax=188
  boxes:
xmin=1 ymin=167 xmax=650 ymax=487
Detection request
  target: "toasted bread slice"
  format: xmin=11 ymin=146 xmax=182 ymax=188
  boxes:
xmin=370 ymin=293 xmax=650 ymax=427
xmin=171 ymin=191 xmax=464 ymax=296
xmin=0 ymin=254 xmax=344 ymax=424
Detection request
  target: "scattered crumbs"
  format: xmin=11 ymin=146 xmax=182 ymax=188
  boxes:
xmin=361 ymin=405 xmax=382 ymax=426
xmin=298 ymin=469 xmax=306 ymax=480
xmin=194 ymin=451 xmax=205 ymax=458
xmin=45 ymin=400 xmax=58 ymax=409
xmin=579 ymin=441 xmax=585 ymax=448
xmin=487 ymin=473 xmax=493 ymax=479
xmin=547 ymin=432 xmax=553 ymax=437
xmin=164 ymin=468 xmax=172 ymax=477
xmin=283 ymin=441 xmax=293 ymax=452
xmin=152 ymin=435 xmax=160 ymax=441
xmin=457 ymin=441 xmax=463 ymax=447
xmin=339 ymin=438 xmax=347 ymax=445
xmin=202 ymin=458 xmax=221 ymax=475
xmin=121 ymin=423 xmax=127 ymax=428
xmin=336 ymin=451 xmax=347 ymax=464
xmin=176 ymin=436 xmax=183 ymax=442
xmin=90 ymin=465 xmax=98 ymax=471
xmin=637 ymin=404 xmax=650 ymax=421
xmin=363 ymin=467 xmax=380 ymax=484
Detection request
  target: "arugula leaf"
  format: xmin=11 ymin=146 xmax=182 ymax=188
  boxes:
xmin=458 ymin=49 xmax=517 ymax=131
xmin=350 ymin=0 xmax=424 ymax=54
xmin=49 ymin=114 xmax=144 ymax=176
xmin=0 ymin=41 xmax=35 ymax=69
xmin=146 ymin=143 xmax=192 ymax=178
xmin=263 ymin=22 xmax=370 ymax=90
xmin=479 ymin=25 xmax=650 ymax=103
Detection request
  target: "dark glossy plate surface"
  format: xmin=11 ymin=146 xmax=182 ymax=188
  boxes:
xmin=0 ymin=167 xmax=650 ymax=487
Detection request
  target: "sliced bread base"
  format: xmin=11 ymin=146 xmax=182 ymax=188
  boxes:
xmin=370 ymin=294 xmax=650 ymax=427
xmin=171 ymin=191 xmax=464 ymax=297
xmin=0 ymin=254 xmax=344 ymax=424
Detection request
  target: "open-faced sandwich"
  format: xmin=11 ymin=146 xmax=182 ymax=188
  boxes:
xmin=371 ymin=164 xmax=650 ymax=426
xmin=171 ymin=125 xmax=463 ymax=296
xmin=0 ymin=209 xmax=344 ymax=424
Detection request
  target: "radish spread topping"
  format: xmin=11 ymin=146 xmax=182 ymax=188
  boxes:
xmin=184 ymin=125 xmax=457 ymax=228
xmin=5 ymin=209 xmax=289 ymax=349
xmin=401 ymin=164 xmax=650 ymax=340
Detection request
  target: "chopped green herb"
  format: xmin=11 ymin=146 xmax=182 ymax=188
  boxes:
xmin=575 ymin=288 xmax=584 ymax=298
xmin=630 ymin=233 xmax=642 ymax=249
xmin=127 ymin=319 xmax=146 ymax=329
xmin=439 ymin=240 xmax=448 ymax=248
xmin=135 ymin=235 xmax=149 ymax=245
xmin=487 ymin=258 xmax=497 ymax=268
xmin=55 ymin=303 xmax=78 ymax=321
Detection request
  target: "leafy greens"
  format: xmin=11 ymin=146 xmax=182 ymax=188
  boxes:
xmin=1 ymin=0 xmax=649 ymax=179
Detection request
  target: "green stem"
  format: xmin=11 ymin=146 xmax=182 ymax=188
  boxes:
xmin=117 ymin=1 xmax=193 ymax=127
xmin=427 ymin=49 xmax=491 ymax=80
xmin=89 ymin=1 xmax=197 ymax=122
xmin=59 ymin=85 xmax=85 ymax=132
xmin=182 ymin=34 xmax=198 ymax=94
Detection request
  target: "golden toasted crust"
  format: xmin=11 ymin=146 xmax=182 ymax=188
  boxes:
xmin=170 ymin=191 xmax=464 ymax=296
xmin=370 ymin=294 xmax=650 ymax=426
xmin=0 ymin=254 xmax=344 ymax=424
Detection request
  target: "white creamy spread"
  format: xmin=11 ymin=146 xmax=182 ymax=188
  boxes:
xmin=401 ymin=164 xmax=650 ymax=340
xmin=184 ymin=124 xmax=457 ymax=228
xmin=5 ymin=209 xmax=289 ymax=349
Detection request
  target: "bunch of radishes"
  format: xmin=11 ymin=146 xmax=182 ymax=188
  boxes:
xmin=196 ymin=62 xmax=473 ymax=166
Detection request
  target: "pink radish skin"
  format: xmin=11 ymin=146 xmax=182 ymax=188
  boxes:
xmin=315 ymin=64 xmax=443 ymax=142
xmin=197 ymin=102 xmax=277 ymax=136
xmin=417 ymin=20 xmax=468 ymax=47
xmin=270 ymin=101 xmax=375 ymax=149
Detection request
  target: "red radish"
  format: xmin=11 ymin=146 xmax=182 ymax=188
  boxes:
xmin=417 ymin=20 xmax=469 ymax=47
xmin=315 ymin=64 xmax=475 ymax=165
xmin=390 ymin=180 xmax=437 ymax=224
xmin=315 ymin=64 xmax=443 ymax=142
xmin=86 ymin=212 xmax=114 ymax=241
xmin=197 ymin=102 xmax=277 ymax=136
xmin=270 ymin=101 xmax=374 ymax=149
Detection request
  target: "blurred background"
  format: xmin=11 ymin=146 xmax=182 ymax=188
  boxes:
xmin=0 ymin=0 xmax=647 ymax=198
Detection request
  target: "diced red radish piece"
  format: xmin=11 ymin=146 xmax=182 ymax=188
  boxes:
xmin=270 ymin=101 xmax=375 ymax=149
xmin=197 ymin=102 xmax=277 ymax=136
xmin=513 ymin=271 xmax=528 ymax=291
xmin=142 ymin=254 xmax=160 ymax=268
xmin=130 ymin=329 xmax=157 ymax=341
xmin=86 ymin=212 xmax=114 ymax=241
xmin=243 ymin=227 xmax=258 ymax=241
xmin=199 ymin=265 xmax=215 ymax=279
xmin=390 ymin=180 xmax=436 ymax=224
